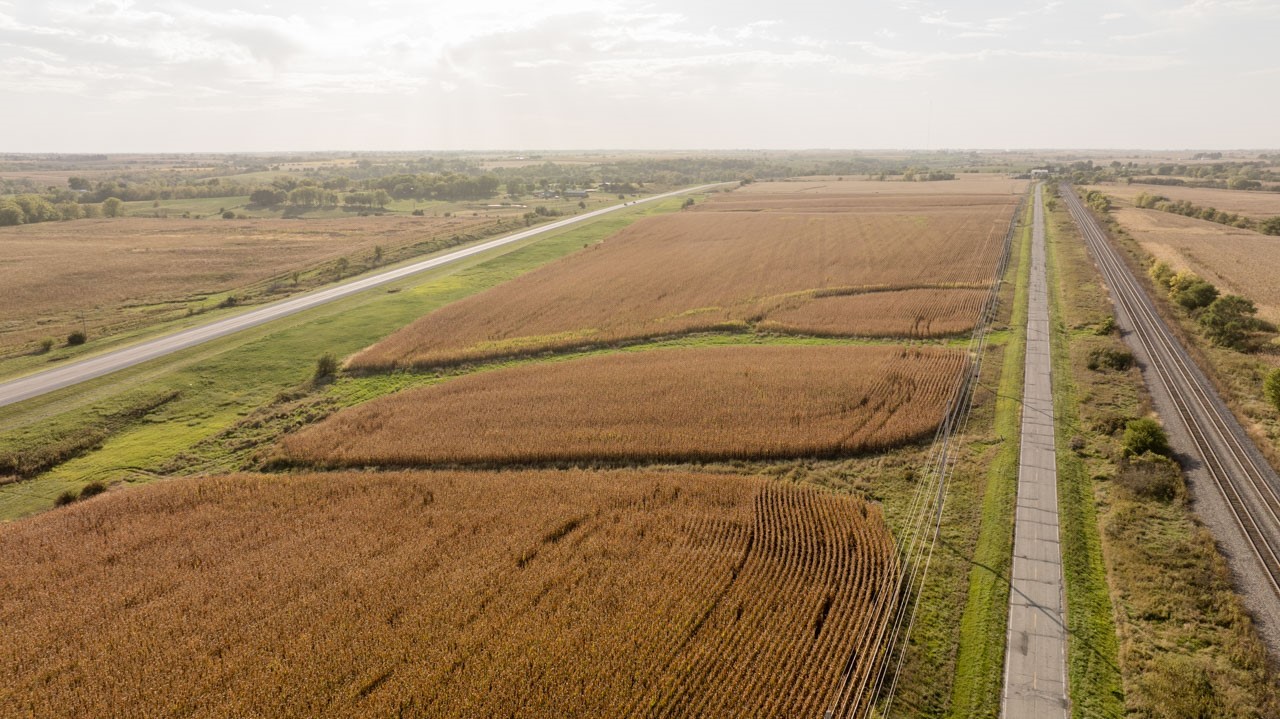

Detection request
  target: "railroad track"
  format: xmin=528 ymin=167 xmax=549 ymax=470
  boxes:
xmin=1063 ymin=183 xmax=1280 ymax=598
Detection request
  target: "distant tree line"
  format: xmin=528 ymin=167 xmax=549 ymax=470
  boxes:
xmin=0 ymin=195 xmax=124 ymax=226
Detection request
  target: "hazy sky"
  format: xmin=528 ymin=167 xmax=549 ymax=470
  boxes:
xmin=2 ymin=0 xmax=1275 ymax=151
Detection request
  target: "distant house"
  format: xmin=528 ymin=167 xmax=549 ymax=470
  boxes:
xmin=564 ymin=190 xmax=589 ymax=199
xmin=1030 ymin=169 xmax=1050 ymax=179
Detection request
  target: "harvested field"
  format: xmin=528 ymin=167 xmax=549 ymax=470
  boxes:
xmin=736 ymin=174 xmax=1028 ymax=195
xmin=0 ymin=215 xmax=495 ymax=352
xmin=350 ymin=188 xmax=1019 ymax=371
xmin=1111 ymin=207 xmax=1280 ymax=322
xmin=1090 ymin=183 xmax=1280 ymax=219
xmin=281 ymin=345 xmax=964 ymax=466
xmin=760 ymin=287 xmax=989 ymax=338
xmin=0 ymin=470 xmax=898 ymax=718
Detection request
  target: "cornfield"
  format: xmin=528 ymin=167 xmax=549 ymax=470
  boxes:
xmin=280 ymin=344 xmax=967 ymax=467
xmin=759 ymin=287 xmax=990 ymax=338
xmin=0 ymin=470 xmax=897 ymax=718
xmin=349 ymin=188 xmax=1019 ymax=371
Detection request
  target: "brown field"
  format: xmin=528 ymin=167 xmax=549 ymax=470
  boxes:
xmin=1111 ymin=207 xmax=1280 ymax=323
xmin=760 ymin=287 xmax=989 ymax=338
xmin=0 ymin=214 xmax=493 ymax=352
xmin=736 ymin=174 xmax=1027 ymax=196
xmin=1089 ymin=183 xmax=1280 ymax=219
xmin=280 ymin=345 xmax=964 ymax=467
xmin=350 ymin=186 xmax=1019 ymax=371
xmin=0 ymin=469 xmax=897 ymax=718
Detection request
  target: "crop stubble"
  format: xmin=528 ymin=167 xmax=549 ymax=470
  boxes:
xmin=0 ymin=215 xmax=493 ymax=351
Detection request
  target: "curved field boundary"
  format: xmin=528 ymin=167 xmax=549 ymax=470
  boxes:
xmin=277 ymin=344 xmax=968 ymax=468
xmin=0 ymin=469 xmax=897 ymax=718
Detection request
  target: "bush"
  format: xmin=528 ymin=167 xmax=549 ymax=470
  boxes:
xmin=79 ymin=481 xmax=108 ymax=499
xmin=1264 ymin=368 xmax=1280 ymax=413
xmin=1094 ymin=316 xmax=1117 ymax=336
xmin=411 ymin=208 xmax=425 ymax=216
xmin=1198 ymin=294 xmax=1262 ymax=350
xmin=1087 ymin=347 xmax=1134 ymax=372
xmin=54 ymin=490 xmax=78 ymax=507
xmin=37 ymin=337 xmax=54 ymax=354
xmin=1168 ymin=272 xmax=1218 ymax=311
xmin=1123 ymin=417 xmax=1171 ymax=458
xmin=1260 ymin=217 xmax=1280 ymax=236
xmin=221 ymin=210 xmax=236 ymax=219
xmin=1149 ymin=261 xmax=1175 ymax=287
xmin=314 ymin=353 xmax=339 ymax=382
xmin=66 ymin=330 xmax=86 ymax=346
xmin=1115 ymin=452 xmax=1182 ymax=502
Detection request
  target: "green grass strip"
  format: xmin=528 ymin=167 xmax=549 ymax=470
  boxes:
xmin=1044 ymin=198 xmax=1125 ymax=718
xmin=946 ymin=198 xmax=1032 ymax=718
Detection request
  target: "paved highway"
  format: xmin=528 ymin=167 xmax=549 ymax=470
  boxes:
xmin=1002 ymin=184 xmax=1069 ymax=718
xmin=0 ymin=184 xmax=724 ymax=409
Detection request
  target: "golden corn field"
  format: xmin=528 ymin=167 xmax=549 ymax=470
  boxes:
xmin=349 ymin=185 xmax=1019 ymax=371
xmin=759 ymin=287 xmax=991 ymax=338
xmin=0 ymin=470 xmax=897 ymax=718
xmin=280 ymin=344 xmax=966 ymax=467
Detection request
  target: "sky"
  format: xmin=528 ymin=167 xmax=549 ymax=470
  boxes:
xmin=1 ymin=0 xmax=1276 ymax=152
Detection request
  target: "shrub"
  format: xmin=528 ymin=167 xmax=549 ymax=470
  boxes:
xmin=1198 ymin=294 xmax=1262 ymax=350
xmin=1264 ymin=368 xmax=1280 ymax=413
xmin=1260 ymin=217 xmax=1280 ymax=236
xmin=37 ymin=337 xmax=54 ymax=354
xmin=1123 ymin=417 xmax=1171 ymax=458
xmin=221 ymin=210 xmax=236 ymax=219
xmin=411 ymin=208 xmax=425 ymax=216
xmin=1114 ymin=452 xmax=1182 ymax=502
xmin=314 ymin=353 xmax=339 ymax=383
xmin=1168 ymin=272 xmax=1218 ymax=311
xmin=79 ymin=481 xmax=108 ymax=499
xmin=1094 ymin=316 xmax=1117 ymax=336
xmin=66 ymin=330 xmax=86 ymax=346
xmin=1087 ymin=347 xmax=1134 ymax=372
xmin=54 ymin=490 xmax=78 ymax=507
xmin=1149 ymin=261 xmax=1175 ymax=288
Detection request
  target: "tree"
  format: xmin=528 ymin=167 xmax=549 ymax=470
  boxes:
xmin=67 ymin=176 xmax=91 ymax=191
xmin=1199 ymin=294 xmax=1263 ymax=350
xmin=1265 ymin=368 xmax=1280 ymax=413
xmin=101 ymin=197 xmax=124 ymax=218
xmin=0 ymin=199 xmax=25 ymax=226
xmin=372 ymin=189 xmax=391 ymax=208
xmin=250 ymin=188 xmax=286 ymax=206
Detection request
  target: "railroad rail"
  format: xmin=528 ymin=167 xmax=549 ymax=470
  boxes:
xmin=1062 ymin=183 xmax=1280 ymax=597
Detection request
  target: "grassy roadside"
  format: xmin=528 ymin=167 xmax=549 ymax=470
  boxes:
xmin=0 ymin=198 xmax=688 ymax=520
xmin=944 ymin=194 xmax=1031 ymax=719
xmin=1044 ymin=188 xmax=1125 ymax=718
xmin=1046 ymin=185 xmax=1278 ymax=716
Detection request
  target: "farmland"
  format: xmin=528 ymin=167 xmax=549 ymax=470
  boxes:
xmin=0 ymin=214 xmax=496 ymax=356
xmin=1108 ymin=207 xmax=1280 ymax=323
xmin=350 ymin=181 xmax=1022 ymax=371
xmin=278 ymin=344 xmax=966 ymax=467
xmin=0 ymin=469 xmax=897 ymax=719
xmin=1089 ymin=182 xmax=1280 ymax=219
